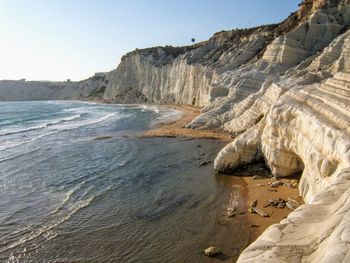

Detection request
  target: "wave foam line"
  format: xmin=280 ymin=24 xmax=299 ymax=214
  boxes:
xmin=0 ymin=114 xmax=82 ymax=137
xmin=0 ymin=196 xmax=94 ymax=254
xmin=0 ymin=147 xmax=41 ymax=164
xmin=48 ymin=183 xmax=85 ymax=216
xmin=60 ymin=112 xmax=117 ymax=131
xmin=0 ymin=131 xmax=58 ymax=151
xmin=0 ymin=112 xmax=117 ymax=151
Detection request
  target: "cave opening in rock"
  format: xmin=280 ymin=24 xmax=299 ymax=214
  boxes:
xmin=222 ymin=161 xmax=273 ymax=178
xmin=219 ymin=150 xmax=305 ymax=183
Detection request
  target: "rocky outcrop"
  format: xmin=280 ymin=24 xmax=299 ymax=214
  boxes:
xmin=194 ymin=1 xmax=350 ymax=262
xmin=2 ymin=1 xmax=350 ymax=262
xmin=102 ymin=26 xmax=276 ymax=106
xmin=212 ymin=4 xmax=350 ymax=259
xmin=238 ymin=169 xmax=350 ymax=262
xmin=223 ymin=72 xmax=350 ymax=263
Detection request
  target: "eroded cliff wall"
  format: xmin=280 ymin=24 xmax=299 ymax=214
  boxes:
xmin=2 ymin=1 xmax=350 ymax=261
xmin=102 ymin=25 xmax=276 ymax=106
xmin=211 ymin=1 xmax=350 ymax=261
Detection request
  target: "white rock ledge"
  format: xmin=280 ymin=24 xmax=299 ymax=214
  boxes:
xmin=215 ymin=72 xmax=350 ymax=262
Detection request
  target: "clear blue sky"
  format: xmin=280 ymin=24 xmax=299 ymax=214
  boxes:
xmin=0 ymin=0 xmax=300 ymax=81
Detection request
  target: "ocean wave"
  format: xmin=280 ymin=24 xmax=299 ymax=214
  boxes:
xmin=155 ymin=111 xmax=182 ymax=122
xmin=0 ymin=147 xmax=41 ymax=164
xmin=0 ymin=124 xmax=49 ymax=137
xmin=0 ymin=183 xmax=114 ymax=256
xmin=48 ymin=183 xmax=85 ymax=216
xmin=0 ymin=196 xmax=94 ymax=254
xmin=0 ymin=112 xmax=117 ymax=151
xmin=60 ymin=112 xmax=117 ymax=132
xmin=46 ymin=114 xmax=82 ymax=126
xmin=152 ymin=108 xmax=183 ymax=126
xmin=0 ymin=114 xmax=82 ymax=137
xmin=135 ymin=105 xmax=183 ymax=125
xmin=0 ymin=131 xmax=58 ymax=151
xmin=142 ymin=105 xmax=160 ymax=114
xmin=62 ymin=107 xmax=86 ymax=113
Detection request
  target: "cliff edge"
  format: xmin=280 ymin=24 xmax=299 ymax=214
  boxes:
xmin=1 ymin=0 xmax=350 ymax=261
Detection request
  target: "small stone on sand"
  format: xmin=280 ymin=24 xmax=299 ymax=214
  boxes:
xmin=204 ymin=246 xmax=222 ymax=257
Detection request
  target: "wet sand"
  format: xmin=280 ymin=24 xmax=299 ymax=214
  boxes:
xmin=217 ymin=168 xmax=303 ymax=242
xmin=141 ymin=105 xmax=233 ymax=141
xmin=143 ymin=104 xmax=302 ymax=261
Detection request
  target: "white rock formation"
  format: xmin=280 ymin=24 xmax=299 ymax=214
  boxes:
xmin=2 ymin=1 xmax=350 ymax=262
xmin=102 ymin=27 xmax=274 ymax=106
xmin=212 ymin=6 xmax=350 ymax=261
xmin=227 ymin=70 xmax=350 ymax=262
xmin=0 ymin=74 xmax=108 ymax=101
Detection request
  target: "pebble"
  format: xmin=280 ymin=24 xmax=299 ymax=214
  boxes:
xmin=204 ymin=246 xmax=222 ymax=257
xmin=269 ymin=181 xmax=284 ymax=188
xmin=277 ymin=202 xmax=286 ymax=209
xmin=248 ymin=201 xmax=269 ymax=217
xmin=250 ymin=199 xmax=258 ymax=208
xmin=248 ymin=207 xmax=255 ymax=213
xmin=268 ymin=188 xmax=278 ymax=192
xmin=286 ymin=202 xmax=295 ymax=210
xmin=288 ymin=197 xmax=299 ymax=205
xmin=199 ymin=161 xmax=211 ymax=167
xmin=227 ymin=209 xmax=236 ymax=218
xmin=253 ymin=207 xmax=269 ymax=217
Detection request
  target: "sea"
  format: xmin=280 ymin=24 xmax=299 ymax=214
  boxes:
xmin=0 ymin=101 xmax=249 ymax=263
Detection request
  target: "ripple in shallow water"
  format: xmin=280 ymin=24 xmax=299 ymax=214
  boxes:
xmin=0 ymin=101 xmax=241 ymax=262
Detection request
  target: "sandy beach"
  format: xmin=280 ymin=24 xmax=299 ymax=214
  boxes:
xmin=141 ymin=105 xmax=233 ymax=141
xmin=218 ymin=171 xmax=303 ymax=243
xmin=143 ymin=104 xmax=302 ymax=247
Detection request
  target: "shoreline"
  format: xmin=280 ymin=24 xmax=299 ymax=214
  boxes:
xmin=141 ymin=104 xmax=233 ymax=141
xmin=218 ymin=169 xmax=303 ymax=243
xmin=143 ymin=104 xmax=302 ymax=257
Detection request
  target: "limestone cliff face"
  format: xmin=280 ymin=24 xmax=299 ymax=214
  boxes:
xmin=103 ymin=26 xmax=275 ymax=106
xmin=227 ymin=71 xmax=350 ymax=263
xmin=211 ymin=2 xmax=350 ymax=261
xmin=2 ymin=1 xmax=350 ymax=262
xmin=0 ymin=74 xmax=108 ymax=101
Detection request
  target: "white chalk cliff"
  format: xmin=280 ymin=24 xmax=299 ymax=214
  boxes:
xmin=1 ymin=0 xmax=350 ymax=261
xmin=0 ymin=73 xmax=108 ymax=101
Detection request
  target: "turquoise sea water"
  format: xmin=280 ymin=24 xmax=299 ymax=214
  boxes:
xmin=0 ymin=101 xmax=246 ymax=262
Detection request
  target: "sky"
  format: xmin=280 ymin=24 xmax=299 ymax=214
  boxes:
xmin=0 ymin=0 xmax=300 ymax=81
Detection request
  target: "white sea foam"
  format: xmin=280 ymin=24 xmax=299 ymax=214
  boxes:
xmin=0 ymin=123 xmax=49 ymax=137
xmin=0 ymin=196 xmax=95 ymax=254
xmin=0 ymin=114 xmax=82 ymax=137
xmin=0 ymin=112 xmax=118 ymax=151
xmin=151 ymin=108 xmax=183 ymax=126
xmin=45 ymin=114 xmax=82 ymax=126
xmin=134 ymin=104 xmax=183 ymax=124
xmin=0 ymin=147 xmax=40 ymax=163
xmin=0 ymin=131 xmax=58 ymax=151
xmin=60 ymin=112 xmax=117 ymax=131
xmin=145 ymin=106 xmax=160 ymax=114
xmin=0 ymin=183 xmax=114 ymax=255
xmin=48 ymin=183 xmax=84 ymax=215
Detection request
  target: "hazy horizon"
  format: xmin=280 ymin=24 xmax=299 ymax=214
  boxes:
xmin=0 ymin=0 xmax=300 ymax=81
